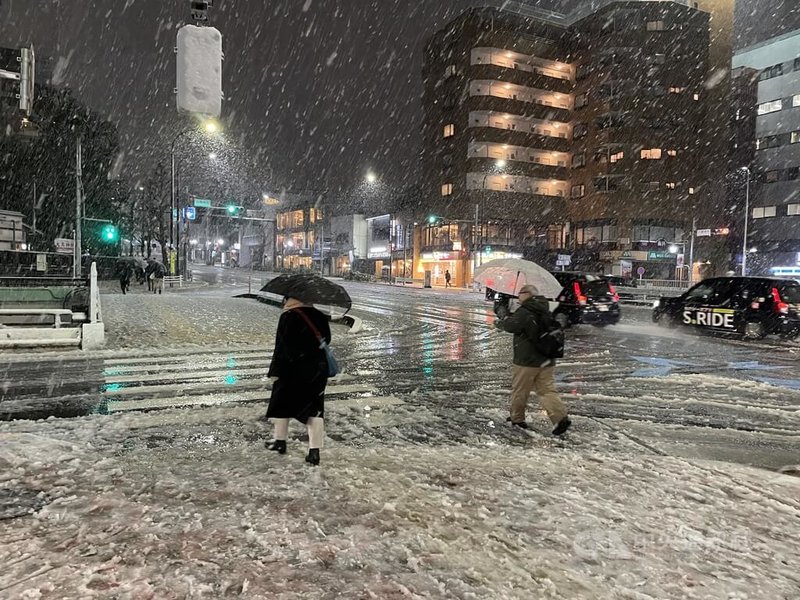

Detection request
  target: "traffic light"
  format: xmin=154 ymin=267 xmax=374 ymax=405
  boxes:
xmin=428 ymin=215 xmax=444 ymax=226
xmin=100 ymin=223 xmax=119 ymax=243
xmin=226 ymin=204 xmax=243 ymax=217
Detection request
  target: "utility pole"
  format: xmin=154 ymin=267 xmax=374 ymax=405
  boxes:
xmin=31 ymin=181 xmax=36 ymax=251
xmin=74 ymin=135 xmax=83 ymax=278
xmin=741 ymin=167 xmax=750 ymax=277
xmin=473 ymin=203 xmax=480 ymax=276
xmin=688 ymin=216 xmax=696 ymax=284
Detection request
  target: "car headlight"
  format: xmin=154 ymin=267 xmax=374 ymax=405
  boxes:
xmin=652 ymin=300 xmax=660 ymax=308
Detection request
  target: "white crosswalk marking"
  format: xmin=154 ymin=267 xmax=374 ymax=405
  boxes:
xmin=99 ymin=346 xmax=378 ymax=414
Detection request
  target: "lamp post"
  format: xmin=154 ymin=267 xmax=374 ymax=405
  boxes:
xmin=170 ymin=119 xmax=220 ymax=274
xmin=740 ymin=166 xmax=751 ymax=276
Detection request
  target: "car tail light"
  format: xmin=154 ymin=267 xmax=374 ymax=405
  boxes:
xmin=607 ymin=282 xmax=620 ymax=302
xmin=771 ymin=287 xmax=789 ymax=315
xmin=573 ymin=281 xmax=587 ymax=306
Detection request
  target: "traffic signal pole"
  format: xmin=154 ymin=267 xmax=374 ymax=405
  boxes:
xmin=74 ymin=135 xmax=83 ymax=278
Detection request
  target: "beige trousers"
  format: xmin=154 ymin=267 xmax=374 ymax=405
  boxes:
xmin=510 ymin=365 xmax=567 ymax=424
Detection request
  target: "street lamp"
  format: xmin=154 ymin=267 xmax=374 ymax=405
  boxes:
xmin=171 ymin=118 xmax=221 ymax=274
xmin=668 ymin=244 xmax=679 ymax=254
xmin=365 ymin=170 xmax=377 ymax=184
xmin=739 ymin=166 xmax=751 ymax=276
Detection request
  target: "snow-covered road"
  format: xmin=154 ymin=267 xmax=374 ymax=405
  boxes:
xmin=1 ymin=269 xmax=799 ymax=598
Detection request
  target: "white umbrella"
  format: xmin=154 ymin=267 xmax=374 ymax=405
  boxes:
xmin=474 ymin=258 xmax=563 ymax=300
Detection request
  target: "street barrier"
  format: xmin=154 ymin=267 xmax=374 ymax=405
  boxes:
xmin=0 ymin=262 xmax=105 ymax=350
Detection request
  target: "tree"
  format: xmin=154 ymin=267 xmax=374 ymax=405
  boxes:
xmin=0 ymin=85 xmax=123 ymax=252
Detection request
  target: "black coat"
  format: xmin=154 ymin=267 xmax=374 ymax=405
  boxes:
xmin=496 ymin=296 xmax=555 ymax=368
xmin=266 ymin=306 xmax=332 ymax=423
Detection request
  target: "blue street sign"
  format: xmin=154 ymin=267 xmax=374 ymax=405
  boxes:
xmin=184 ymin=206 xmax=197 ymax=221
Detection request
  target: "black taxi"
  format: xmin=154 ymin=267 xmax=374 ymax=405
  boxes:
xmin=652 ymin=277 xmax=800 ymax=339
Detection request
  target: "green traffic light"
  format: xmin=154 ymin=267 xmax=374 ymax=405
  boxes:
xmin=101 ymin=223 xmax=119 ymax=243
xmin=227 ymin=205 xmax=237 ymax=214
xmin=428 ymin=215 xmax=438 ymax=224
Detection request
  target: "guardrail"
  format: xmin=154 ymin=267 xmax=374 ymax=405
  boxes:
xmin=635 ymin=279 xmax=692 ymax=290
xmin=0 ymin=262 xmax=104 ymax=349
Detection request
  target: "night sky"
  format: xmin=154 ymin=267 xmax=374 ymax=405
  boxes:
xmin=0 ymin=0 xmax=584 ymax=196
xmin=0 ymin=0 xmax=769 ymax=198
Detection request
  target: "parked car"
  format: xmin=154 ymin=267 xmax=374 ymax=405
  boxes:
xmin=652 ymin=276 xmax=800 ymax=339
xmin=549 ymin=272 xmax=621 ymax=328
xmin=602 ymin=275 xmax=637 ymax=288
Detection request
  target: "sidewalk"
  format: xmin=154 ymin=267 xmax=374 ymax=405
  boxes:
xmin=1 ymin=403 xmax=798 ymax=599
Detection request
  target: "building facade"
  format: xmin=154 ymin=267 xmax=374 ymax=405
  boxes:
xmin=420 ymin=0 xmax=725 ymax=285
xmin=733 ymin=29 xmax=800 ymax=275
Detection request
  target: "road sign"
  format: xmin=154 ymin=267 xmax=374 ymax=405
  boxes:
xmin=36 ymin=253 xmax=47 ymax=272
xmin=676 ymin=254 xmax=685 ymax=268
xmin=696 ymin=229 xmax=712 ymax=237
xmin=556 ymin=254 xmax=571 ymax=267
xmin=184 ymin=206 xmax=197 ymax=220
xmin=637 ymin=266 xmax=646 ymax=277
xmin=54 ymin=238 xmax=74 ymax=254
xmin=193 ymin=198 xmax=212 ymax=208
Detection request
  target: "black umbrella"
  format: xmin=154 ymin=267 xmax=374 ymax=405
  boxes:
xmin=261 ymin=274 xmax=352 ymax=310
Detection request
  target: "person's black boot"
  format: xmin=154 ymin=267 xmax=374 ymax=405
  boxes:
xmin=305 ymin=448 xmax=320 ymax=466
xmin=267 ymin=440 xmax=287 ymax=454
xmin=552 ymin=417 xmax=572 ymax=436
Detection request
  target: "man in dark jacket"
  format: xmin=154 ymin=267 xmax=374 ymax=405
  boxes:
xmin=495 ymin=284 xmax=571 ymax=435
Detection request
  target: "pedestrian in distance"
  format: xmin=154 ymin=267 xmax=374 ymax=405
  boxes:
xmin=145 ymin=258 xmax=156 ymax=292
xmin=118 ymin=264 xmax=132 ymax=295
xmin=445 ymin=269 xmax=452 ymax=288
xmin=151 ymin=260 xmax=167 ymax=295
xmin=495 ymin=284 xmax=572 ymax=436
xmin=265 ymin=296 xmax=332 ymax=466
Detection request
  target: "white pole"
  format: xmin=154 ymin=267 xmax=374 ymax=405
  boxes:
xmin=74 ymin=135 xmax=82 ymax=278
xmin=688 ymin=216 xmax=696 ymax=284
xmin=741 ymin=168 xmax=750 ymax=276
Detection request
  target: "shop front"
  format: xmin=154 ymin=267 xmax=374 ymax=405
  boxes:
xmin=417 ymin=250 xmax=470 ymax=287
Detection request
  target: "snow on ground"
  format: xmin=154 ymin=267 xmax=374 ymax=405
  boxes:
xmin=1 ymin=404 xmax=799 ymax=600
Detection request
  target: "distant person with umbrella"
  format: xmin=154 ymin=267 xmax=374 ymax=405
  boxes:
xmin=262 ymin=274 xmax=350 ymax=466
xmin=115 ymin=259 xmax=133 ymax=295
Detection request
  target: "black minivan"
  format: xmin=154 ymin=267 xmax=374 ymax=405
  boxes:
xmin=550 ymin=272 xmax=621 ymax=328
xmin=652 ymin=277 xmax=800 ymax=339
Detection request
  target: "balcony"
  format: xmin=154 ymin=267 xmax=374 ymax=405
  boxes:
xmin=471 ymin=48 xmax=573 ymax=82
xmin=468 ymin=64 xmax=573 ymax=95
xmin=468 ymin=141 xmax=569 ymax=167
xmin=467 ymin=96 xmax=571 ymax=124
xmin=466 ymin=172 xmax=569 ymax=198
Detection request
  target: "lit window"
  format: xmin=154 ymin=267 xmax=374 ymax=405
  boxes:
xmin=667 ymin=149 xmax=678 ymax=157
xmin=693 ymin=93 xmax=700 ymax=101
xmin=571 ymin=184 xmax=585 ymax=198
xmin=610 ymin=151 xmax=624 ymax=163
xmin=646 ymin=20 xmax=665 ymax=31
xmin=669 ymin=87 xmax=685 ymax=94
xmin=443 ymin=123 xmax=455 ymax=138
xmin=665 ymin=182 xmax=677 ymax=189
xmin=753 ymin=206 xmax=777 ymax=218
xmin=792 ymin=131 xmax=800 ymax=144
xmin=441 ymin=183 xmax=453 ymax=196
xmin=641 ymin=148 xmax=663 ymax=160
xmin=787 ymin=203 xmax=800 ymax=215
xmin=793 ymin=94 xmax=800 ymax=107
xmin=757 ymin=99 xmax=783 ymax=115
xmin=688 ymin=187 xmax=695 ymax=195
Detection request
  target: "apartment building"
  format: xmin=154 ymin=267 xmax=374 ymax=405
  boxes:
xmin=733 ymin=29 xmax=800 ymax=274
xmin=420 ymin=0 xmax=723 ymax=284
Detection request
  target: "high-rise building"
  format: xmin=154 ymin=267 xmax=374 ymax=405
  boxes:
xmin=733 ymin=29 xmax=800 ymax=274
xmin=419 ymin=0 xmax=724 ymax=285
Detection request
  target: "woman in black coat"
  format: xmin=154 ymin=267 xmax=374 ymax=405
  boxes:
xmin=266 ymin=296 xmax=332 ymax=466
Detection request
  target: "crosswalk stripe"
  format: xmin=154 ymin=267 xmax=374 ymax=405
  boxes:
xmin=104 ymin=360 xmax=271 ymax=381
xmin=104 ymin=384 xmax=380 ymax=413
